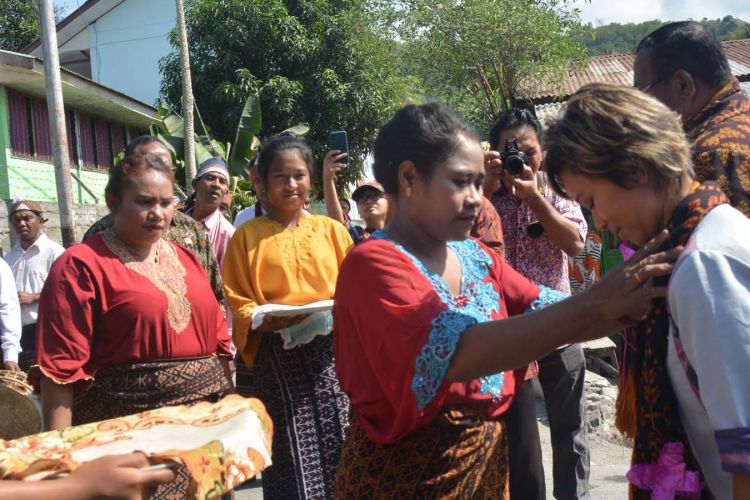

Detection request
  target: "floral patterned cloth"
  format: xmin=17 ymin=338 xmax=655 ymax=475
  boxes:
xmin=0 ymin=394 xmax=272 ymax=499
xmin=492 ymin=172 xmax=587 ymax=294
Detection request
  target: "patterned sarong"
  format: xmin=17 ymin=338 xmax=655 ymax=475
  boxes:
xmin=335 ymin=406 xmax=509 ymax=499
xmin=73 ymin=355 xmax=234 ymax=425
xmin=72 ymin=356 xmax=234 ymax=499
xmin=239 ymin=333 xmax=349 ymax=500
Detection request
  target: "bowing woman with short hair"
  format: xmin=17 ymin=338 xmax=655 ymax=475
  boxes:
xmin=545 ymin=83 xmax=750 ymax=500
xmin=333 ymin=103 xmax=679 ymax=498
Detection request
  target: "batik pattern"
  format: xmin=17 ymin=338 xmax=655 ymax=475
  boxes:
xmin=686 ymin=79 xmax=750 ymax=217
xmin=335 ymin=406 xmax=509 ymax=500
xmin=241 ymin=333 xmax=349 ymax=500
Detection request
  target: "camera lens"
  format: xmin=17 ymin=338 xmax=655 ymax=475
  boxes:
xmin=505 ymin=155 xmax=525 ymax=176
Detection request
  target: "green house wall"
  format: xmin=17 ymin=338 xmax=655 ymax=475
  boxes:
xmin=0 ymin=85 xmax=108 ymax=204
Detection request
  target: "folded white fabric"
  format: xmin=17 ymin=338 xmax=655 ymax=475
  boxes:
xmin=250 ymin=301 xmax=335 ymax=349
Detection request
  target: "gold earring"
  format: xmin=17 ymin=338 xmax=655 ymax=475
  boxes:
xmin=405 ymin=185 xmax=412 ymax=197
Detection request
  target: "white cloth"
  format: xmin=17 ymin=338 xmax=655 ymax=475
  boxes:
xmin=667 ymin=204 xmax=750 ymax=499
xmin=0 ymin=258 xmax=22 ymax=363
xmin=4 ymin=233 xmax=64 ymax=326
xmin=233 ymin=205 xmax=266 ymax=229
xmin=250 ymin=301 xmax=334 ymax=349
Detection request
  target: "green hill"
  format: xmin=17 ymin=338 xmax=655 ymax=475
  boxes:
xmin=581 ymin=16 xmax=750 ymax=56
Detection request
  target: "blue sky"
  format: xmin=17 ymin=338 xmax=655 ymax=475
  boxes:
xmin=570 ymin=0 xmax=750 ymax=26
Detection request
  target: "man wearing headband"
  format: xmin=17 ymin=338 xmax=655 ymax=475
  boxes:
xmin=4 ymin=198 xmax=64 ymax=371
xmin=186 ymin=157 xmax=235 ymax=270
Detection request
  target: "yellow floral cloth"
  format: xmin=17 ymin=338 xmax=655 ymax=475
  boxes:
xmin=223 ymin=214 xmax=353 ymax=367
xmin=0 ymin=394 xmax=272 ymax=499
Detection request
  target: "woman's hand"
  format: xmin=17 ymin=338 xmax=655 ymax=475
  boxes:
xmin=585 ymin=230 xmax=682 ymax=321
xmin=254 ymin=314 xmax=310 ymax=334
xmin=323 ymin=150 xmax=348 ymax=184
xmin=67 ymin=453 xmax=175 ymax=500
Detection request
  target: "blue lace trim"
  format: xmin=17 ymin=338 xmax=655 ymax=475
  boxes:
xmin=526 ymin=285 xmax=569 ymax=312
xmin=373 ymin=231 xmax=506 ymax=411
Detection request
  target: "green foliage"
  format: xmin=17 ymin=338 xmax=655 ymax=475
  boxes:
xmin=581 ymin=16 xmax=750 ymax=56
xmin=382 ymin=0 xmax=588 ymax=134
xmin=0 ymin=0 xmax=40 ymax=51
xmin=159 ymin=0 xmax=414 ymax=191
xmin=228 ymin=177 xmax=256 ymax=221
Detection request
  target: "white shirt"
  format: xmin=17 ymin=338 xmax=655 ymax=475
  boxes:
xmin=0 ymin=258 xmax=22 ymax=363
xmin=667 ymin=204 xmax=750 ymax=499
xmin=233 ymin=204 xmax=267 ymax=229
xmin=4 ymin=232 xmax=65 ymax=326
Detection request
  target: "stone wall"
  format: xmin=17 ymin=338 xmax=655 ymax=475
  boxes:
xmin=0 ymin=201 xmax=109 ymax=255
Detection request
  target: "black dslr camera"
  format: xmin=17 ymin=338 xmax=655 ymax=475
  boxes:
xmin=500 ymin=138 xmax=527 ymax=177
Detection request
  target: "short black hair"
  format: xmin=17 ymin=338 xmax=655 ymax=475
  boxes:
xmin=256 ymin=135 xmax=313 ymax=183
xmin=489 ymin=108 xmax=542 ymax=151
xmin=636 ymin=21 xmax=732 ymax=89
xmin=124 ymin=135 xmax=161 ymax=156
xmin=373 ymin=103 xmax=479 ymax=195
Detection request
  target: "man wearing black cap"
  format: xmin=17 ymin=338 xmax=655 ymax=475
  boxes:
xmin=350 ymin=181 xmax=388 ymax=243
xmin=4 ymin=197 xmax=64 ymax=371
xmin=322 ymin=149 xmax=388 ymax=244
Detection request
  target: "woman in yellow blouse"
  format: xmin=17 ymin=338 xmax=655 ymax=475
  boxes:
xmin=223 ymin=135 xmax=353 ymax=500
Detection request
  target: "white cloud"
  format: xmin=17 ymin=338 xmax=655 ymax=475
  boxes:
xmin=569 ymin=0 xmax=750 ymax=26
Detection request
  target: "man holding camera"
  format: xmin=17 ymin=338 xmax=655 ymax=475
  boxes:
xmin=487 ymin=109 xmax=589 ymax=500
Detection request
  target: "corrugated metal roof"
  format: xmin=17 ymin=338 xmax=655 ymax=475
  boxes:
xmin=528 ymin=38 xmax=750 ymax=104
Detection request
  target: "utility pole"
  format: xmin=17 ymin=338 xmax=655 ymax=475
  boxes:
xmin=175 ymin=0 xmax=195 ymax=189
xmin=38 ymin=0 xmax=77 ymax=247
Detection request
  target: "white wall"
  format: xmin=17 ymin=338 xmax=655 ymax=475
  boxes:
xmin=88 ymin=0 xmax=175 ymax=105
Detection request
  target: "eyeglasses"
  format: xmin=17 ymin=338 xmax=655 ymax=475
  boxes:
xmin=635 ymin=73 xmax=672 ymax=93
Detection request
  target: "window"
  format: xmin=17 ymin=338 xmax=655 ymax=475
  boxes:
xmin=8 ymin=90 xmax=34 ymax=158
xmin=6 ymin=89 xmax=134 ymax=170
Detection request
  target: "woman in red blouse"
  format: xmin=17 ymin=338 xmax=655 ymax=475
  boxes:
xmin=333 ymin=103 xmax=681 ymax=498
xmin=31 ymin=153 xmax=233 ymax=431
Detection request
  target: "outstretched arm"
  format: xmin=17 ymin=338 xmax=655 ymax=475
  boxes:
xmin=447 ymin=230 xmax=679 ymax=380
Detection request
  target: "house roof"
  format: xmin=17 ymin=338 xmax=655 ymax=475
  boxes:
xmin=22 ymin=0 xmax=124 ymax=55
xmin=0 ymin=49 xmax=156 ymax=128
xmin=528 ymin=38 xmax=750 ymax=104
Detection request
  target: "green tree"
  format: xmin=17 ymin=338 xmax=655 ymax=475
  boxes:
xmin=0 ymin=0 xmax=40 ymax=52
xmin=159 ymin=0 xmax=415 ymax=189
xmin=581 ymin=16 xmax=750 ymax=56
xmin=384 ymin=0 xmax=587 ymax=133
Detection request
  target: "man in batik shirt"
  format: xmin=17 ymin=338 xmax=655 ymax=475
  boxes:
xmin=635 ymin=21 xmax=750 ymax=217
xmin=83 ymin=136 xmax=224 ymax=302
